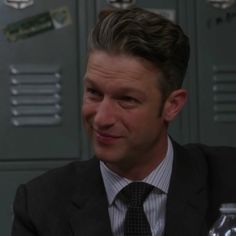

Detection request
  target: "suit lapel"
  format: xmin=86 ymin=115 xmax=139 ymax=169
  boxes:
xmin=66 ymin=142 xmax=209 ymax=236
xmin=68 ymin=159 xmax=112 ymax=236
xmin=164 ymin=142 xmax=208 ymax=236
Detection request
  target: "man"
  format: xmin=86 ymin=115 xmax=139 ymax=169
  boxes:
xmin=12 ymin=7 xmax=236 ymax=236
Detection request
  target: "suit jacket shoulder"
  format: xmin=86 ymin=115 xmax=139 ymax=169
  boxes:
xmin=12 ymin=158 xmax=112 ymax=236
xmin=165 ymin=141 xmax=236 ymax=235
xmin=185 ymin=143 xmax=236 ymax=202
xmin=185 ymin=143 xmax=236 ymax=225
xmin=195 ymin=144 xmax=236 ymax=223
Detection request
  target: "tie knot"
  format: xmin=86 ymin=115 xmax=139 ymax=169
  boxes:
xmin=120 ymin=182 xmax=154 ymax=206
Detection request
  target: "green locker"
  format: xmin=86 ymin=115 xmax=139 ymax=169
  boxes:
xmin=196 ymin=0 xmax=236 ymax=146
xmin=0 ymin=0 xmax=96 ymax=234
xmin=0 ymin=0 xmax=80 ymax=160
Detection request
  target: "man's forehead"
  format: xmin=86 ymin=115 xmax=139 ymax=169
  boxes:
xmin=84 ymin=76 xmax=143 ymax=88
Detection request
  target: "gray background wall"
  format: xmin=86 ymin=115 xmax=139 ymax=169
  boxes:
xmin=0 ymin=0 xmax=236 ymax=235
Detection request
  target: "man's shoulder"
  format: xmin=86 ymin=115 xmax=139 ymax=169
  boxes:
xmin=173 ymin=141 xmax=236 ymax=170
xmin=13 ymin=158 xmax=102 ymax=223
xmin=170 ymin=138 xmax=236 ymax=156
xmin=175 ymin=141 xmax=236 ymax=203
xmin=182 ymin=142 xmax=236 ymax=161
xmin=24 ymin=158 xmax=100 ymax=196
xmin=184 ymin=144 xmax=236 ymax=214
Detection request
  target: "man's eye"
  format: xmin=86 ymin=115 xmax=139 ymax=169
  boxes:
xmin=122 ymin=96 xmax=139 ymax=103
xmin=87 ymin=88 xmax=99 ymax=95
xmin=85 ymin=88 xmax=102 ymax=99
xmin=119 ymin=96 xmax=140 ymax=108
xmin=125 ymin=97 xmax=135 ymax=102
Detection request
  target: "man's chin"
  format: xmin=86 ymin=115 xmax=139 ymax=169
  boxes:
xmin=95 ymin=153 xmax=116 ymax=162
xmin=94 ymin=151 xmax=123 ymax=165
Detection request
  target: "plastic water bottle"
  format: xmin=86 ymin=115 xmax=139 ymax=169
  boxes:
xmin=209 ymin=203 xmax=236 ymax=236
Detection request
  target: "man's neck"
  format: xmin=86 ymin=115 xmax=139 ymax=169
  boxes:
xmin=105 ymin=136 xmax=169 ymax=181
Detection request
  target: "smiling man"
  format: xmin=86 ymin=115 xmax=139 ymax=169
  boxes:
xmin=12 ymin=7 xmax=236 ymax=236
xmin=82 ymin=51 xmax=186 ymax=180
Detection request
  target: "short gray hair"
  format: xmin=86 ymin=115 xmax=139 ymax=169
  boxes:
xmin=88 ymin=7 xmax=190 ymax=99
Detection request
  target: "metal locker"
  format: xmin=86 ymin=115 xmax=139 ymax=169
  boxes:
xmin=196 ymin=0 xmax=236 ymax=146
xmin=0 ymin=1 xmax=97 ymax=234
xmin=0 ymin=0 xmax=81 ymax=160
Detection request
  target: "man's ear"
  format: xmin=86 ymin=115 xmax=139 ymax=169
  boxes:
xmin=162 ymin=89 xmax=187 ymax=122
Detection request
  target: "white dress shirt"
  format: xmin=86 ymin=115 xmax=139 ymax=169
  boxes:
xmin=100 ymin=137 xmax=174 ymax=236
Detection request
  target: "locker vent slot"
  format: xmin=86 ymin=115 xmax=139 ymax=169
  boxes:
xmin=10 ymin=65 xmax=62 ymax=126
xmin=213 ymin=65 xmax=236 ymax=122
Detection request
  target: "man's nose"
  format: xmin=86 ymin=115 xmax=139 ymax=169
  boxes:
xmin=94 ymin=98 xmax=117 ymax=128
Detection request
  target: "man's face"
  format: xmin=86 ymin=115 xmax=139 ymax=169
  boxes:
xmin=82 ymin=51 xmax=171 ymax=175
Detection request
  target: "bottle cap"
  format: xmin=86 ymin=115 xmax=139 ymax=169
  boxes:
xmin=220 ymin=203 xmax=236 ymax=213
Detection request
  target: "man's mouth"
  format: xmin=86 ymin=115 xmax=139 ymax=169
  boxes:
xmin=95 ymin=130 xmax=122 ymax=144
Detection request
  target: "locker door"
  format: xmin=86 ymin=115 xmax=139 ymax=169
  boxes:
xmin=0 ymin=0 xmax=80 ymax=160
xmin=0 ymin=1 xmax=97 ymax=235
xmin=196 ymin=1 xmax=236 ymax=146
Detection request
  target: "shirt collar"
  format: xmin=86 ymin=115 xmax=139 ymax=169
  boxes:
xmin=100 ymin=137 xmax=174 ymax=206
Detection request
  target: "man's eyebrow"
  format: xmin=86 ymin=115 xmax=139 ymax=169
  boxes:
xmin=83 ymin=77 xmax=146 ymax=99
xmin=83 ymin=78 xmax=103 ymax=90
xmin=83 ymin=77 xmax=95 ymax=85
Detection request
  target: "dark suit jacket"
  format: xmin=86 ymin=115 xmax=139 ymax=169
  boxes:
xmin=12 ymin=142 xmax=236 ymax=236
